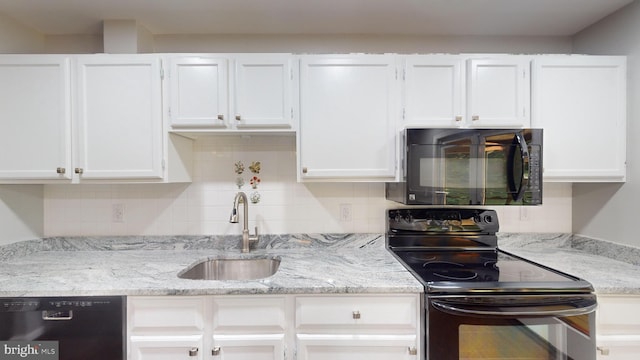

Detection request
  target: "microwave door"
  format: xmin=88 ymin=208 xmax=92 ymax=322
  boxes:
xmin=440 ymin=139 xmax=478 ymax=205
xmin=482 ymin=131 xmax=529 ymax=205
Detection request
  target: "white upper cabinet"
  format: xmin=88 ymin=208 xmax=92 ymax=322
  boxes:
xmin=75 ymin=55 xmax=164 ymax=180
xmin=168 ymin=54 xmax=295 ymax=132
xmin=402 ymin=55 xmax=530 ymax=128
xmin=233 ymin=55 xmax=294 ymax=129
xmin=467 ymin=57 xmax=530 ymax=128
xmin=0 ymin=56 xmax=72 ymax=180
xmin=403 ymin=55 xmax=465 ymax=127
xmin=298 ymin=55 xmax=400 ymax=181
xmin=532 ymin=55 xmax=626 ymax=182
xmin=169 ymin=56 xmax=229 ymax=128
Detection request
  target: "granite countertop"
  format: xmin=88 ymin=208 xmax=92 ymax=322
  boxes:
xmin=1 ymin=233 xmax=639 ymax=297
xmin=498 ymin=233 xmax=640 ymax=295
xmin=0 ymin=234 xmax=423 ymax=297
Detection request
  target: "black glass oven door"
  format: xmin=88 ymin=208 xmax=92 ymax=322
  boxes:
xmin=427 ymin=294 xmax=597 ymax=360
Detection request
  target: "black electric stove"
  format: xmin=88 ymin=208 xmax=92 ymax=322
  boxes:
xmin=388 ymin=208 xmax=598 ymax=360
xmin=386 ymin=208 xmax=593 ymax=294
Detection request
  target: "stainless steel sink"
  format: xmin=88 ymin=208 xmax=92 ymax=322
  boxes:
xmin=178 ymin=257 xmax=281 ymax=280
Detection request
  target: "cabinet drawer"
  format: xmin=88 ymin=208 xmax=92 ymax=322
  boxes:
xmin=597 ymin=295 xmax=640 ymax=335
xmin=296 ymin=295 xmax=418 ymax=331
xmin=213 ymin=296 xmax=286 ymax=332
xmin=129 ymin=296 xmax=206 ymax=333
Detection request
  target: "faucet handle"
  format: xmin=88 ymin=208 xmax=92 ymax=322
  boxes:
xmin=250 ymin=226 xmax=259 ymax=242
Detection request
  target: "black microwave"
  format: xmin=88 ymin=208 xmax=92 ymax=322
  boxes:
xmin=386 ymin=128 xmax=543 ymax=206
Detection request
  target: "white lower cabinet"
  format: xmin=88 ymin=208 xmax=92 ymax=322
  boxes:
xmin=211 ymin=296 xmax=287 ymax=360
xmin=596 ymin=294 xmax=640 ymax=359
xmin=128 ymin=294 xmax=421 ymax=360
xmin=130 ymin=336 xmax=205 ymax=360
xmin=295 ymin=295 xmax=420 ymax=360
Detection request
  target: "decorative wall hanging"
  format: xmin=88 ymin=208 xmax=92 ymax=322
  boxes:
xmin=249 ymin=161 xmax=261 ymax=174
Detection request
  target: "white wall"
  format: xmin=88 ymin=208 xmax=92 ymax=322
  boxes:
xmin=0 ymin=13 xmax=44 ymax=53
xmin=39 ymin=33 xmax=573 ymax=55
xmin=572 ymin=1 xmax=640 ymax=247
xmin=44 ymin=136 xmax=572 ymax=236
xmin=0 ymin=185 xmax=44 ymax=244
xmin=153 ymin=34 xmax=572 ymax=55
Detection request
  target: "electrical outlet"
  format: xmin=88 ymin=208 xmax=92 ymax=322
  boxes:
xmin=340 ymin=203 xmax=352 ymax=222
xmin=112 ymin=204 xmax=125 ymax=223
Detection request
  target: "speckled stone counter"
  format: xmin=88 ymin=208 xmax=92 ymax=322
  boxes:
xmin=498 ymin=233 xmax=640 ymax=295
xmin=0 ymin=234 xmax=423 ymax=297
xmin=1 ymin=233 xmax=638 ymax=297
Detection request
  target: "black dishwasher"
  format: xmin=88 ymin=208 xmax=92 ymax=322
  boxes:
xmin=0 ymin=296 xmax=125 ymax=360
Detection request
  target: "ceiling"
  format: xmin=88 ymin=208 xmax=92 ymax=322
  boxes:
xmin=0 ymin=0 xmax=634 ymax=37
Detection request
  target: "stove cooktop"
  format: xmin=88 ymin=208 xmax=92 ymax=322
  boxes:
xmin=392 ymin=249 xmax=593 ymax=294
xmin=386 ymin=208 xmax=593 ymax=294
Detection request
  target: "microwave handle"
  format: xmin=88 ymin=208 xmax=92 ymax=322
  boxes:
xmin=432 ymin=296 xmax=597 ymax=318
xmin=507 ymin=132 xmax=530 ymax=202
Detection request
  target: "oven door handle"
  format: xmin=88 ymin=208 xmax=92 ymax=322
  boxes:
xmin=431 ymin=296 xmax=597 ymax=318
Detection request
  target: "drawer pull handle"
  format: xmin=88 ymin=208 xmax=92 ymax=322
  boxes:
xmin=74 ymin=168 xmax=83 ymax=174
xmin=408 ymin=347 xmax=417 ymax=355
xmin=455 ymin=116 xmax=462 ymax=122
xmin=472 ymin=115 xmax=480 ymax=121
xmin=597 ymin=346 xmax=610 ymax=355
xmin=56 ymin=167 xmax=66 ymax=174
xmin=352 ymin=310 xmax=361 ymax=319
xmin=212 ymin=346 xmax=221 ymax=356
xmin=235 ymin=115 xmax=241 ymax=121
xmin=188 ymin=347 xmax=198 ymax=356
xmin=217 ymin=114 xmax=224 ymax=121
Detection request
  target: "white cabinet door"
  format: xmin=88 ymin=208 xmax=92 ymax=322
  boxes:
xmin=299 ymin=55 xmax=399 ymax=181
xmin=532 ymin=56 xmax=626 ymax=182
xmin=212 ymin=296 xmax=287 ymax=360
xmin=403 ymin=55 xmax=465 ymax=127
xmin=595 ymin=294 xmax=640 ymax=359
xmin=0 ymin=56 xmax=72 ymax=180
xmin=295 ymin=295 xmax=420 ymax=360
xmin=169 ymin=56 xmax=229 ymax=128
xmin=212 ymin=335 xmax=285 ymax=360
xmin=467 ymin=57 xmax=530 ymax=128
xmin=233 ymin=56 xmax=294 ymax=129
xmin=128 ymin=297 xmax=207 ymax=360
xmin=297 ymin=335 xmax=417 ymax=360
xmin=130 ymin=336 xmax=204 ymax=360
xmin=75 ymin=55 xmax=163 ymax=179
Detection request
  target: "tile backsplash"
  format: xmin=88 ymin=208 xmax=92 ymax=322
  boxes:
xmin=44 ymin=135 xmax=572 ymax=236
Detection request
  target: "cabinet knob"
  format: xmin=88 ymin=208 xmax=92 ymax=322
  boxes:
xmin=352 ymin=310 xmax=361 ymax=319
xmin=212 ymin=346 xmax=221 ymax=356
xmin=56 ymin=167 xmax=66 ymax=175
xmin=302 ymin=167 xmax=308 ymax=174
xmin=455 ymin=116 xmax=462 ymax=122
xmin=217 ymin=114 xmax=224 ymax=121
xmin=408 ymin=347 xmax=417 ymax=356
xmin=472 ymin=115 xmax=480 ymax=121
xmin=74 ymin=168 xmax=83 ymax=174
xmin=235 ymin=115 xmax=241 ymax=121
xmin=188 ymin=347 xmax=199 ymax=357
xmin=597 ymin=346 xmax=610 ymax=355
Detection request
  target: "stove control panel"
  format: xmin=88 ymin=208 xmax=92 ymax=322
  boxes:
xmin=387 ymin=208 xmax=499 ymax=234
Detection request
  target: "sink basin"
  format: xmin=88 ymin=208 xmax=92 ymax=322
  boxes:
xmin=178 ymin=257 xmax=281 ymax=281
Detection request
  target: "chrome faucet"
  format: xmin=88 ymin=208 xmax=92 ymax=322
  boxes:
xmin=229 ymin=192 xmax=259 ymax=253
